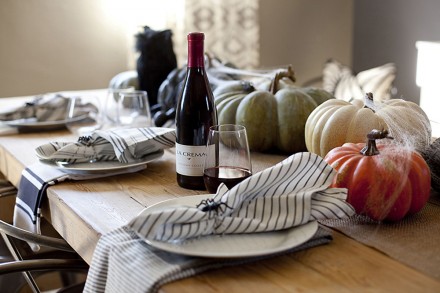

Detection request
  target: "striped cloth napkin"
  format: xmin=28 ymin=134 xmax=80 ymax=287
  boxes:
xmin=130 ymin=152 xmax=354 ymax=241
xmin=35 ymin=127 xmax=176 ymax=164
xmin=84 ymin=152 xmax=355 ymax=293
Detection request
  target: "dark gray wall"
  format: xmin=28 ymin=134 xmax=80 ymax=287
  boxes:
xmin=353 ymin=0 xmax=440 ymax=104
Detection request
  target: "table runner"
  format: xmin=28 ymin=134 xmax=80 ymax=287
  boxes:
xmin=320 ymin=190 xmax=440 ymax=280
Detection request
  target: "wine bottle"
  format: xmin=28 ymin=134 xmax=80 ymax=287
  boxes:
xmin=175 ymin=32 xmax=217 ymax=190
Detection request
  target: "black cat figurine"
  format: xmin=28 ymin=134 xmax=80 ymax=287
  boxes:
xmin=135 ymin=26 xmax=177 ymax=107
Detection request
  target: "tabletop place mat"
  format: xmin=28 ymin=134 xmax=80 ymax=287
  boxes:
xmin=320 ymin=191 xmax=440 ymax=280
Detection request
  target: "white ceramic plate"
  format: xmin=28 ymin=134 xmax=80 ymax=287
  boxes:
xmin=144 ymin=194 xmax=318 ymax=258
xmin=38 ymin=149 xmax=164 ymax=174
xmin=4 ymin=115 xmax=87 ymax=131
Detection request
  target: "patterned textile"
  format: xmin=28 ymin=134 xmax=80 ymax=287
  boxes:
xmin=173 ymin=0 xmax=259 ymax=69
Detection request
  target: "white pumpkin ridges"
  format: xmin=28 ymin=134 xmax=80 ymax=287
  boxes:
xmin=305 ymin=99 xmax=348 ymax=156
xmin=305 ymin=96 xmax=432 ymax=158
xmin=320 ymin=105 xmax=361 ymax=157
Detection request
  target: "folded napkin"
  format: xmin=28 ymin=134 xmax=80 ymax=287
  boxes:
xmin=0 ymin=94 xmax=94 ymax=122
xmin=130 ymin=152 xmax=355 ymax=242
xmin=84 ymin=152 xmax=355 ymax=293
xmin=14 ymin=162 xmax=147 ymax=251
xmin=36 ymin=127 xmax=176 ymax=164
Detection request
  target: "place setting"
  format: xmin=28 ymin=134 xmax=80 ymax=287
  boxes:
xmin=0 ymin=92 xmax=98 ymax=134
xmin=0 ymin=87 xmax=151 ymax=135
xmin=80 ymin=122 xmax=354 ymax=291
xmin=12 ymin=88 xmax=176 ymax=251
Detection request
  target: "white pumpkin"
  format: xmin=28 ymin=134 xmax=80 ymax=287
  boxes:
xmin=305 ymin=93 xmax=431 ymax=157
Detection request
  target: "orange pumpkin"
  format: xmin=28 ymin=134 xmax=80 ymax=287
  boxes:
xmin=324 ymin=129 xmax=431 ymax=221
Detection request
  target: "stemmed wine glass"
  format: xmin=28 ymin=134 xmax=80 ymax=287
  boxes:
xmin=203 ymin=124 xmax=252 ymax=194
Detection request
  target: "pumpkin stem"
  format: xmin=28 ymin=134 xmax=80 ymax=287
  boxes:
xmin=269 ymin=66 xmax=296 ymax=94
xmin=360 ymin=129 xmax=394 ymax=156
xmin=205 ymin=52 xmax=213 ymax=68
xmin=363 ymin=92 xmax=376 ymax=113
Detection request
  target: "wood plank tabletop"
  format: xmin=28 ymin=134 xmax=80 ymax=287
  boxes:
xmin=1 ymin=95 xmax=440 ymax=292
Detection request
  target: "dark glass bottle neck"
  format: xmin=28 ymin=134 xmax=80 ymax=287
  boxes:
xmin=187 ymin=39 xmax=204 ymax=68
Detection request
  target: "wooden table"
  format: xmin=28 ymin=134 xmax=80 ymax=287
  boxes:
xmin=1 ymin=95 xmax=440 ymax=292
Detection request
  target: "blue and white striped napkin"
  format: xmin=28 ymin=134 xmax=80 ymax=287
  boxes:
xmin=84 ymin=152 xmax=355 ymax=293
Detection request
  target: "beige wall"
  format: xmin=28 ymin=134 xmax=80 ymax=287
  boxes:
xmin=0 ymin=0 xmax=128 ymax=98
xmin=0 ymin=0 xmax=353 ymax=98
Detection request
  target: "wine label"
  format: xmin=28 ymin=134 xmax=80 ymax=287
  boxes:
xmin=175 ymin=143 xmax=207 ymax=176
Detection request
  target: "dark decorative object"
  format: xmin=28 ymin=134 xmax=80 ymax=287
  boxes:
xmin=135 ymin=26 xmax=177 ymax=107
xmin=196 ymin=198 xmax=232 ymax=214
xmin=422 ymin=138 xmax=440 ymax=192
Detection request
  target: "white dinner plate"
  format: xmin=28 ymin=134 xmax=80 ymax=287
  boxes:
xmin=4 ymin=115 xmax=87 ymax=131
xmin=38 ymin=149 xmax=164 ymax=174
xmin=144 ymin=194 xmax=318 ymax=258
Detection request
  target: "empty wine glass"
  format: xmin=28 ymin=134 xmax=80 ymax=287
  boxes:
xmin=104 ymin=88 xmax=133 ymax=127
xmin=203 ymin=124 xmax=252 ymax=194
xmin=118 ymin=90 xmax=152 ymax=127
xmin=65 ymin=95 xmax=103 ymax=136
xmin=105 ymin=89 xmax=151 ymax=128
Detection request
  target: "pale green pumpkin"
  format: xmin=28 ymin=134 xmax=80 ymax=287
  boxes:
xmin=214 ymin=71 xmax=334 ymax=153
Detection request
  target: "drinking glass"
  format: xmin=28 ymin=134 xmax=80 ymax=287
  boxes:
xmin=65 ymin=95 xmax=103 ymax=136
xmin=203 ymin=124 xmax=252 ymax=193
xmin=105 ymin=89 xmax=152 ymax=128
xmin=104 ymin=88 xmax=133 ymax=127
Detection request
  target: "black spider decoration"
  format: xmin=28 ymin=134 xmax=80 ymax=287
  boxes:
xmin=196 ymin=198 xmax=233 ymax=215
xmin=78 ymin=135 xmax=93 ymax=146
